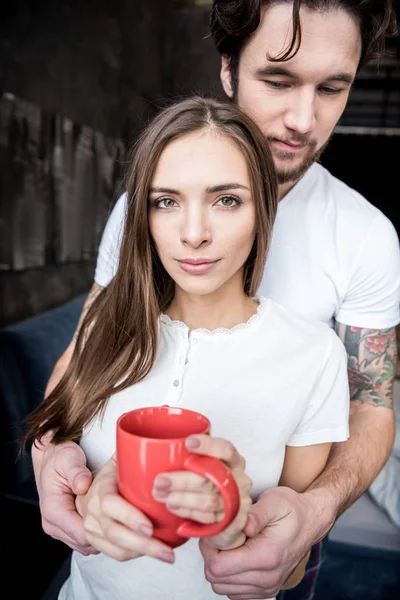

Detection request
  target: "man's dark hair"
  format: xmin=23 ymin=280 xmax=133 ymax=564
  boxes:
xmin=210 ymin=0 xmax=397 ymax=94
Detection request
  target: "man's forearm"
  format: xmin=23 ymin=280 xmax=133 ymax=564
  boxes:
xmin=305 ymin=404 xmax=395 ymax=537
xmin=309 ymin=323 xmax=397 ymax=524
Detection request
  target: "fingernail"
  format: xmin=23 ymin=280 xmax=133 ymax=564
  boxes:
xmin=153 ymin=488 xmax=169 ymax=498
xmin=166 ymin=504 xmax=180 ymax=512
xmin=247 ymin=512 xmax=258 ymax=528
xmin=74 ymin=473 xmax=90 ymax=487
xmin=186 ymin=436 xmax=200 ymax=449
xmin=157 ymin=550 xmax=175 ymax=564
xmin=153 ymin=476 xmax=171 ymax=490
xmin=139 ymin=524 xmax=153 ymax=537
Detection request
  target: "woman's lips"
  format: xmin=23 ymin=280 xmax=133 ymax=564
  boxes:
xmin=177 ymin=259 xmax=220 ymax=275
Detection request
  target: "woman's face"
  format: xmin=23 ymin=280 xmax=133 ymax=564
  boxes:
xmin=148 ymin=129 xmax=256 ymax=298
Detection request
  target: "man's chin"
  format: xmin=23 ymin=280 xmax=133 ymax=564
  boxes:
xmin=274 ymin=141 xmax=329 ymax=185
xmin=274 ymin=150 xmax=323 ymax=185
xmin=276 ymin=161 xmax=314 ymax=185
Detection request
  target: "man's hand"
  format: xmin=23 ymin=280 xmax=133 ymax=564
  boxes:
xmin=32 ymin=435 xmax=97 ymax=555
xmin=76 ymin=455 xmax=175 ymax=564
xmin=200 ymin=486 xmax=330 ymax=600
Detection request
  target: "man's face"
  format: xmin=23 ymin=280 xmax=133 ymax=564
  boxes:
xmin=220 ymin=3 xmax=362 ymax=187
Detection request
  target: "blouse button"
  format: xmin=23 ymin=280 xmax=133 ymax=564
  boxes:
xmin=192 ymin=337 xmax=198 ymax=344
xmin=173 ymin=379 xmax=180 ymax=387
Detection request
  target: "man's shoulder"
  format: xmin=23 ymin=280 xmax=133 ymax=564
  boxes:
xmin=289 ymin=164 xmax=395 ymax=239
xmin=261 ymin=296 xmax=340 ymax=351
xmin=313 ymin=163 xmax=386 ymax=222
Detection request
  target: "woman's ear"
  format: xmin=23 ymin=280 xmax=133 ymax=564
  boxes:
xmin=220 ymin=55 xmax=234 ymax=99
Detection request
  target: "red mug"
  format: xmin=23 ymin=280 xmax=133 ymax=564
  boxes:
xmin=116 ymin=406 xmax=240 ymax=548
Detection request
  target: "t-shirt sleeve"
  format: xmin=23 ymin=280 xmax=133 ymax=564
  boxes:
xmin=94 ymin=192 xmax=128 ymax=287
xmin=287 ymin=329 xmax=350 ymax=446
xmin=336 ymin=213 xmax=400 ymax=329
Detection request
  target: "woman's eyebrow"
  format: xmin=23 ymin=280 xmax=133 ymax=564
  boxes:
xmin=150 ymin=183 xmax=249 ymax=195
xmin=150 ymin=187 xmax=180 ymax=194
xmin=206 ymin=183 xmax=249 ymax=193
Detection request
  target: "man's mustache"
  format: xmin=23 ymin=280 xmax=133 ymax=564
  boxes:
xmin=267 ymin=134 xmax=315 ymax=147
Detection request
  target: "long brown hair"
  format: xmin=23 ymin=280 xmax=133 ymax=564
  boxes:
xmin=24 ymin=96 xmax=278 ymax=445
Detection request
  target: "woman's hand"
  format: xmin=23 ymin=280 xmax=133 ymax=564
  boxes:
xmin=75 ymin=455 xmax=176 ymax=564
xmin=152 ymin=434 xmax=252 ymax=550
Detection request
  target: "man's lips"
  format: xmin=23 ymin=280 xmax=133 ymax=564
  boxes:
xmin=177 ymin=258 xmax=220 ymax=274
xmin=271 ymin=138 xmax=309 ymax=152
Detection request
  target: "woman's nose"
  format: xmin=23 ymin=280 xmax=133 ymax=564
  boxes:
xmin=180 ymin=208 xmax=212 ymax=248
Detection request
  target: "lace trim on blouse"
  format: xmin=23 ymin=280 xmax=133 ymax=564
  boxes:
xmin=159 ymin=296 xmax=268 ymax=336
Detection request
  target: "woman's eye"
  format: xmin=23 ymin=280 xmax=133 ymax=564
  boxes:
xmin=216 ymin=196 xmax=241 ymax=208
xmin=155 ymin=198 xmax=177 ymax=209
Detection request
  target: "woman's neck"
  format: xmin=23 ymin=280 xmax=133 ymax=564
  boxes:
xmin=166 ymin=279 xmax=259 ymax=331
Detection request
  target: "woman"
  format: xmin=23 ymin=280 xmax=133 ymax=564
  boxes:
xmin=24 ymin=96 xmax=349 ymax=600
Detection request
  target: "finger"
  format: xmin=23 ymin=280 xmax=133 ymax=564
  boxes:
xmin=72 ymin=472 xmax=93 ymax=496
xmin=186 ymin=435 xmax=245 ymax=470
xmin=42 ymin=515 xmax=99 ymax=555
xmin=207 ymin=493 xmax=252 ymax=550
xmin=41 ymin=495 xmax=92 ymax=545
xmin=55 ymin=444 xmax=93 ymax=495
xmin=214 ymin=586 xmax=276 ymax=600
xmin=85 ymin=518 xmax=175 ymax=564
xmin=233 ymin=471 xmax=253 ymax=496
xmin=198 ymin=538 xmax=220 ymax=560
xmin=245 ymin=488 xmax=292 ymax=536
xmin=206 ymin=567 xmax=278 ymax=588
xmin=83 ymin=535 xmax=143 ymax=562
xmin=226 ymin=594 xmax=275 ymax=600
xmin=166 ymin=504 xmax=224 ymax=524
xmin=153 ymin=471 xmax=218 ymax=495
xmin=89 ymin=491 xmax=154 ymax=536
xmin=61 ymin=538 xmax=99 ymax=556
xmin=199 ymin=537 xmax=273 ymax=575
xmin=154 ymin=488 xmax=224 ymax=513
xmin=207 ymin=571 xmax=279 ymax=597
xmin=84 ymin=530 xmax=174 ymax=564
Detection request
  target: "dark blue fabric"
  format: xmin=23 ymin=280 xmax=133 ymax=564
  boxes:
xmin=277 ymin=539 xmax=328 ymax=600
xmin=0 ymin=294 xmax=87 ymax=501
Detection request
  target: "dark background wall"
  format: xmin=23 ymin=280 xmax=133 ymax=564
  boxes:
xmin=0 ymin=0 xmax=172 ymax=138
xmin=0 ymin=0 xmax=399 ymax=326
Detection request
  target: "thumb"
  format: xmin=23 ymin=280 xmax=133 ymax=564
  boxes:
xmin=59 ymin=444 xmax=93 ymax=495
xmin=245 ymin=488 xmax=289 ymax=537
xmin=198 ymin=539 xmax=220 ymax=561
xmin=72 ymin=471 xmax=92 ymax=495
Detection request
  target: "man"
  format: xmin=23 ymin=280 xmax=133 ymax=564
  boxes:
xmin=32 ymin=1 xmax=400 ymax=599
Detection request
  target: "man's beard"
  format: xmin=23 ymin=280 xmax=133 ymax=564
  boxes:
xmin=267 ymin=137 xmax=330 ymax=185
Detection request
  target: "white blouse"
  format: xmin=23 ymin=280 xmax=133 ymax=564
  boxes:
xmin=61 ymin=296 xmax=349 ymax=600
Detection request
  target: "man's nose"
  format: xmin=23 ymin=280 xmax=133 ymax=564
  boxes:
xmin=283 ymin=89 xmax=316 ymax=135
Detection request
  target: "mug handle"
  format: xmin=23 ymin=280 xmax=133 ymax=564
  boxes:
xmin=176 ymin=454 xmax=240 ymax=538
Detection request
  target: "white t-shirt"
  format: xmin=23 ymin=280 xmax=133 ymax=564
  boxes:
xmin=94 ymin=163 xmax=400 ymax=330
xmin=60 ymin=296 xmax=350 ymax=600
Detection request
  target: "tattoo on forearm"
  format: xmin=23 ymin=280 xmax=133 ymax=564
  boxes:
xmin=335 ymin=323 xmax=397 ymax=408
xmin=72 ymin=284 xmax=102 ymax=341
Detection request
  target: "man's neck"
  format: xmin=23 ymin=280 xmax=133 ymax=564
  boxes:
xmin=277 ymin=163 xmax=316 ymax=201
xmin=278 ymin=178 xmax=300 ymax=202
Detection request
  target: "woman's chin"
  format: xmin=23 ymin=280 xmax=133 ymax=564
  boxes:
xmin=175 ymin=277 xmax=223 ymax=297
